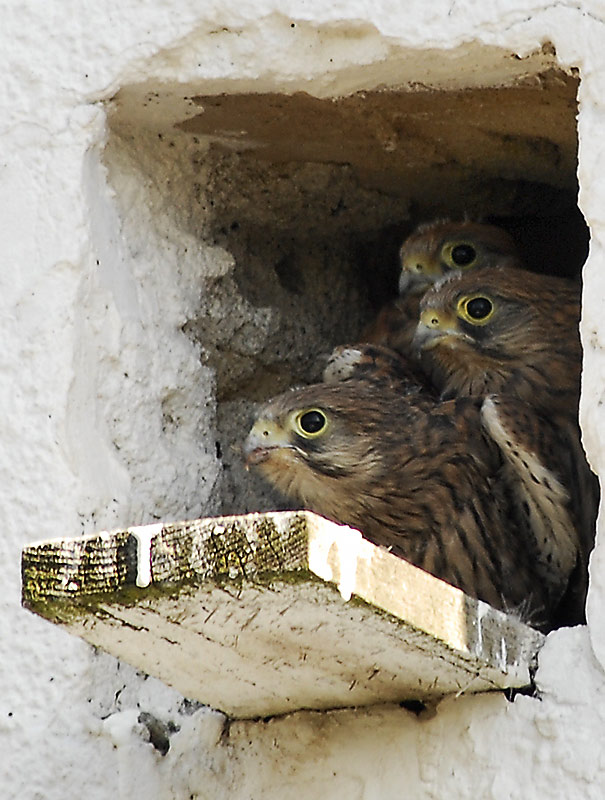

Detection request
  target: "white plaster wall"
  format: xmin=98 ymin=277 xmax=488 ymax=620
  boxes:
xmin=3 ymin=1 xmax=605 ymax=798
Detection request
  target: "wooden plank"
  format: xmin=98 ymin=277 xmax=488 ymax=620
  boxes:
xmin=21 ymin=510 xmax=544 ymax=718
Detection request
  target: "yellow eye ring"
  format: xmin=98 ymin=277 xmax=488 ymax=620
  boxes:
xmin=456 ymin=294 xmax=495 ymax=325
xmin=442 ymin=241 xmax=478 ymax=269
xmin=293 ymin=408 xmax=328 ymax=438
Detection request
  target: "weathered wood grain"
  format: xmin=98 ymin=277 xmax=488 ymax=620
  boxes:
xmin=22 ymin=510 xmax=544 ymax=718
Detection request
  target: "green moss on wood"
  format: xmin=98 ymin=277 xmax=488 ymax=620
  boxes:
xmin=21 ymin=512 xmax=313 ymax=610
xmin=23 ymin=569 xmax=320 ymax=629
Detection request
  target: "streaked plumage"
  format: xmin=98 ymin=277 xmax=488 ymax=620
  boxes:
xmin=414 ymin=266 xmax=581 ymax=415
xmin=414 ymin=266 xmax=597 ymax=624
xmin=244 ymin=371 xmax=554 ymax=628
xmin=322 ymin=342 xmax=434 ymax=396
xmin=362 ymin=219 xmax=522 ymax=356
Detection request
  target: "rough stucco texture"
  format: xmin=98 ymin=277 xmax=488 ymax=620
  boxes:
xmin=3 ymin=1 xmax=605 ymax=798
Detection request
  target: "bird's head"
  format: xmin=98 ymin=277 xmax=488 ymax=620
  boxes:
xmin=413 ymin=287 xmax=499 ymax=353
xmin=245 ymin=405 xmax=332 ymax=469
xmin=322 ymin=342 xmax=428 ymax=395
xmin=398 ymin=219 xmax=521 ymax=296
xmin=244 ymin=382 xmax=397 ymax=516
xmin=412 ymin=265 xmax=581 ymax=406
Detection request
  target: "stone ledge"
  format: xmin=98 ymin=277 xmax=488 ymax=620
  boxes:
xmin=21 ymin=510 xmax=544 ymax=718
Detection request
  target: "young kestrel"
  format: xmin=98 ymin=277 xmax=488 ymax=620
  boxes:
xmin=413 ymin=265 xmax=597 ymax=624
xmin=322 ymin=341 xmax=434 ymax=396
xmin=244 ymin=369 xmax=555 ymax=629
xmin=362 ymin=219 xmax=523 ymax=357
xmin=413 ymin=265 xmax=581 ymax=415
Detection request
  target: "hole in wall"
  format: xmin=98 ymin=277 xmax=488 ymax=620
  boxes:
xmin=103 ymin=49 xmax=587 ymax=518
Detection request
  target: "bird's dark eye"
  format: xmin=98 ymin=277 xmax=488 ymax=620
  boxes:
xmin=296 ymin=409 xmax=328 ymax=437
xmin=457 ymin=295 xmax=494 ymax=324
xmin=449 ymin=243 xmax=477 ymax=267
xmin=466 ymin=297 xmax=492 ymax=319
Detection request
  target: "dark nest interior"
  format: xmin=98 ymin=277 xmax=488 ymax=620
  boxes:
xmin=107 ymin=64 xmax=586 ymax=516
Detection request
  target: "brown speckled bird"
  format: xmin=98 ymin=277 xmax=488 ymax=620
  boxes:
xmin=362 ymin=219 xmax=523 ymax=357
xmin=413 ymin=266 xmax=581 ymax=414
xmin=414 ymin=265 xmax=598 ymax=624
xmin=244 ymin=369 xmax=554 ymax=628
xmin=322 ymin=342 xmax=434 ymax=396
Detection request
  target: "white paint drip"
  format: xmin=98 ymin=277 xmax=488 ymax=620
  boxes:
xmin=336 ymin=533 xmax=359 ymax=603
xmin=308 ymin=516 xmax=363 ymax=601
xmin=499 ymin=636 xmax=508 ymax=671
xmin=129 ymin=523 xmax=163 ymax=588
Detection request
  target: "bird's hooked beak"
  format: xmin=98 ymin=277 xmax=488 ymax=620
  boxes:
xmin=398 ymin=254 xmax=440 ymax=295
xmin=244 ymin=418 xmax=292 ymax=467
xmin=412 ymin=308 xmax=463 ymax=353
